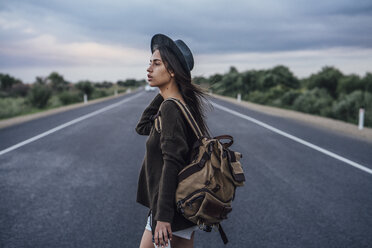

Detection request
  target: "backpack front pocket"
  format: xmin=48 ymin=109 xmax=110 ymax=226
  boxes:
xmin=194 ymin=192 xmax=232 ymax=225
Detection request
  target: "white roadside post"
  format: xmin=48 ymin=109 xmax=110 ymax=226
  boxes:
xmin=114 ymin=90 xmax=118 ymax=96
xmin=237 ymin=93 xmax=241 ymax=102
xmin=126 ymin=88 xmax=132 ymax=93
xmin=358 ymin=108 xmax=365 ymax=130
xmin=84 ymin=94 xmax=88 ymax=104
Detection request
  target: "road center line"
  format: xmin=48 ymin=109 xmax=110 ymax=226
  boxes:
xmin=211 ymin=101 xmax=372 ymax=175
xmin=0 ymin=92 xmax=144 ymax=156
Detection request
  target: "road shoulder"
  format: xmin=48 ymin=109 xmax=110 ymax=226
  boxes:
xmin=0 ymin=92 xmax=129 ymax=130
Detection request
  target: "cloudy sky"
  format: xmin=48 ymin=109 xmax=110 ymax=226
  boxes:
xmin=0 ymin=0 xmax=371 ymax=83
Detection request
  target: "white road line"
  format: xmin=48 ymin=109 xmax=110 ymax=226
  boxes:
xmin=0 ymin=92 xmax=144 ymax=156
xmin=211 ymin=101 xmax=372 ymax=175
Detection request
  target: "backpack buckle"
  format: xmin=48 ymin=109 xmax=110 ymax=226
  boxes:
xmin=177 ymin=201 xmax=184 ymax=214
xmin=197 ymin=220 xmax=212 ymax=232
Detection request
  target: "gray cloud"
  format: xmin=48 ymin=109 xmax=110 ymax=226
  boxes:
xmin=1 ymin=0 xmax=372 ymax=54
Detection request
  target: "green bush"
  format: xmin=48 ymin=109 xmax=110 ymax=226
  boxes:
xmin=117 ymin=79 xmax=146 ymax=88
xmin=246 ymin=85 xmax=286 ymax=105
xmin=332 ymin=91 xmax=372 ymax=126
xmin=0 ymin=73 xmax=18 ymax=91
xmin=363 ymin=73 xmax=372 ymax=93
xmin=280 ymin=90 xmax=302 ymax=107
xmin=58 ymin=91 xmax=82 ymax=105
xmin=244 ymin=90 xmax=266 ymax=104
xmin=117 ymin=88 xmax=127 ymax=94
xmin=27 ymin=84 xmax=52 ymax=108
xmin=271 ymin=65 xmax=300 ymax=89
xmin=211 ymin=67 xmax=241 ymax=97
xmin=48 ymin=72 xmax=69 ymax=92
xmin=9 ymin=83 xmax=30 ymax=97
xmin=95 ymin=81 xmax=113 ymax=88
xmin=48 ymin=95 xmax=63 ymax=108
xmin=0 ymin=91 xmax=9 ymax=98
xmin=336 ymin=74 xmax=364 ymax=96
xmin=208 ymin=74 xmax=223 ymax=86
xmin=75 ymin=81 xmax=94 ymax=97
xmin=267 ymin=85 xmax=287 ymax=105
xmin=306 ymin=66 xmax=343 ymax=98
xmin=211 ymin=81 xmax=228 ymax=95
xmin=91 ymin=89 xmax=109 ymax=99
xmin=0 ymin=97 xmax=30 ymax=119
xmin=292 ymin=88 xmax=333 ymax=117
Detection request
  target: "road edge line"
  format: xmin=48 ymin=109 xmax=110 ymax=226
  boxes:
xmin=0 ymin=92 xmax=144 ymax=156
xmin=211 ymin=101 xmax=372 ymax=176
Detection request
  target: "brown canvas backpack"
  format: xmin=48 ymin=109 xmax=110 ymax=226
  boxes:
xmin=155 ymin=98 xmax=245 ymax=244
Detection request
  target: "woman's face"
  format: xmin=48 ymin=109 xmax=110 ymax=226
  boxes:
xmin=147 ymin=50 xmax=173 ymax=88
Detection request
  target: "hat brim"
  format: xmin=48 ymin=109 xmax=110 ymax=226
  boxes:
xmin=151 ymin=34 xmax=192 ymax=73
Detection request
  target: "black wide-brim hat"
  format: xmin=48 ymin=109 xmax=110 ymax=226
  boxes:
xmin=151 ymin=33 xmax=194 ymax=73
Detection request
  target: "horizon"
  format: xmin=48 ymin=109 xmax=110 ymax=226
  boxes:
xmin=3 ymin=62 xmax=371 ymax=85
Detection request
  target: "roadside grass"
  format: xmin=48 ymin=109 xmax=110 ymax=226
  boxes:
xmin=0 ymin=86 xmax=129 ymax=120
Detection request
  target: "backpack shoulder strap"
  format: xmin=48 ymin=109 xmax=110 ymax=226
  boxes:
xmin=161 ymin=97 xmax=203 ymax=139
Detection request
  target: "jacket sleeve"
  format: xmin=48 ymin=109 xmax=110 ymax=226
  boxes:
xmin=135 ymin=93 xmax=164 ymax=136
xmin=155 ymin=101 xmax=190 ymax=223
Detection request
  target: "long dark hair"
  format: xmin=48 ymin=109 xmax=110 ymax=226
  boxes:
xmin=154 ymin=45 xmax=211 ymax=137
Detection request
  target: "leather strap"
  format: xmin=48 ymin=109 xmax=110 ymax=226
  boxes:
xmin=218 ymin=224 xmax=229 ymax=244
xmin=178 ymin=152 xmax=210 ymax=182
xmin=228 ymin=150 xmax=236 ymax=162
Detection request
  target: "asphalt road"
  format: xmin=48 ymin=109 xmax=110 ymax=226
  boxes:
xmin=0 ymin=90 xmax=371 ymax=248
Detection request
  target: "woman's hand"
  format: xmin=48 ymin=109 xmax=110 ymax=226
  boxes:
xmin=154 ymin=221 xmax=172 ymax=247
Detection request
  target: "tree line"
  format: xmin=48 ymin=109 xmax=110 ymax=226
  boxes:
xmin=2 ymin=67 xmax=371 ymax=127
xmin=193 ymin=66 xmax=372 ymax=127
xmin=0 ymin=72 xmax=146 ymax=119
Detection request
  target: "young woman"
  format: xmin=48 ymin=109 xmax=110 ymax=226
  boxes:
xmin=135 ymin=34 xmax=210 ymax=248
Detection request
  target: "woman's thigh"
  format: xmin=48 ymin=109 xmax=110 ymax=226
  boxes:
xmin=171 ymin=231 xmax=194 ymax=248
xmin=139 ymin=229 xmax=154 ymax=248
xmin=140 ymin=229 xmax=195 ymax=248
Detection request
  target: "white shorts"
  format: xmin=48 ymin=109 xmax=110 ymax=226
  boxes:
xmin=145 ymin=216 xmax=198 ymax=240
